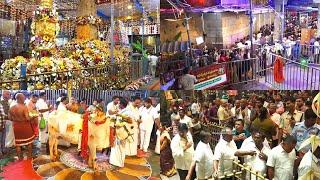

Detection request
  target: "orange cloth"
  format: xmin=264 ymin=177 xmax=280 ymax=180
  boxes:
xmin=274 ymin=57 xmax=285 ymax=83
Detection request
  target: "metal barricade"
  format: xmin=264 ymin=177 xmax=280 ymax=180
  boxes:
xmin=265 ymin=53 xmax=320 ymax=90
xmin=217 ymin=160 xmax=268 ymax=180
xmin=0 ymin=61 xmax=145 ymax=90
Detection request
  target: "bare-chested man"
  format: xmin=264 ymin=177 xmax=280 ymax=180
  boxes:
xmin=9 ymin=93 xmax=37 ymax=160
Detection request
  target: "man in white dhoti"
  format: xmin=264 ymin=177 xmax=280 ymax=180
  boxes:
xmin=139 ymin=98 xmax=156 ymax=154
xmin=56 ymin=96 xmax=70 ymax=147
xmin=36 ymin=92 xmax=52 ymax=144
xmin=123 ymin=96 xmax=141 ymax=156
xmin=109 ymin=98 xmax=129 ymax=167
xmin=1 ymin=90 xmax=14 ymax=149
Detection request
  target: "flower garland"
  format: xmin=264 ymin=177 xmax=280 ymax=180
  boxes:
xmin=30 ymin=6 xmax=60 ymax=52
xmin=76 ymin=15 xmax=102 ymax=26
xmin=34 ymin=7 xmax=58 ymax=23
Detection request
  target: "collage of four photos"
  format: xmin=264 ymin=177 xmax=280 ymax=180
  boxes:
xmin=0 ymin=0 xmax=319 ymax=180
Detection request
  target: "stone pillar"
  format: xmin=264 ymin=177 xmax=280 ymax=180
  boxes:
xmin=273 ymin=4 xmax=281 ymax=42
xmin=273 ymin=0 xmax=288 ymax=42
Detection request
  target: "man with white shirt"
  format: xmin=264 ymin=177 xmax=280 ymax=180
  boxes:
xmin=36 ymin=92 xmax=52 ymax=144
xmin=235 ymin=129 xmax=271 ymax=179
xmin=213 ymin=127 xmax=238 ymax=177
xmin=186 ymin=131 xmax=214 ymax=180
xmin=109 ymin=98 xmax=129 ymax=167
xmin=124 ymin=96 xmax=141 ymax=156
xmin=57 ymin=96 xmax=68 ymax=111
xmin=106 ymin=96 xmax=120 ymax=116
xmin=190 ymin=100 xmax=200 ymax=116
xmin=139 ymin=98 xmax=156 ymax=153
xmin=178 ymin=108 xmax=193 ymax=129
xmin=267 ymin=135 xmax=297 ymax=180
xmin=171 ymin=123 xmax=194 ymax=180
xmin=231 ymin=100 xmax=241 ymax=119
xmin=1 ymin=90 xmax=14 ymax=149
xmin=269 ymin=103 xmax=282 ymax=147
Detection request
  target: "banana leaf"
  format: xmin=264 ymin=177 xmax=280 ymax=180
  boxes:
xmin=132 ymin=41 xmax=148 ymax=59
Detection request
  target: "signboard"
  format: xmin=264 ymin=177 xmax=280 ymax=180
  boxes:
xmin=191 ymin=64 xmax=227 ymax=90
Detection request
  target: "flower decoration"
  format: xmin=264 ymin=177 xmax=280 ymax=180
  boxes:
xmin=76 ymin=15 xmax=102 ymax=26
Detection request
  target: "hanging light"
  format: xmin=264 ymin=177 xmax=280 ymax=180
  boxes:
xmin=127 ymin=4 xmax=132 ymax=10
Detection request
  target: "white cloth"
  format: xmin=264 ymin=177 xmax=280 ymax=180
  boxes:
xmin=180 ymin=115 xmax=193 ymax=128
xmin=298 ymin=150 xmax=320 ymax=180
xmin=109 ymin=138 xmax=126 ymax=167
xmin=36 ymin=98 xmax=49 ymax=143
xmin=139 ymin=106 xmax=156 ymax=132
xmin=5 ymin=120 xmax=15 ymax=147
xmin=139 ymin=106 xmax=156 ymax=152
xmin=191 ymin=103 xmax=200 ymax=115
xmin=171 ymin=132 xmax=194 ymax=170
xmin=240 ymin=137 xmax=271 ymax=179
xmin=122 ymin=104 xmax=140 ymax=156
xmin=270 ymin=112 xmax=281 ymax=141
xmin=194 ymin=141 xmax=214 ymax=179
xmin=231 ymin=107 xmax=243 ymax=119
xmin=314 ymin=41 xmax=320 ymax=55
xmin=155 ymin=130 xmax=160 ymax=154
xmin=266 ymin=144 xmax=296 ymax=180
xmin=213 ymin=139 xmax=238 ymax=175
xmin=241 ymin=136 xmax=270 ymax=150
xmin=106 ymin=101 xmax=119 ymax=117
xmin=57 ymin=103 xmax=67 ymax=111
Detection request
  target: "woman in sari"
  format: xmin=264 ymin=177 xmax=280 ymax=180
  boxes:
xmin=160 ymin=121 xmax=176 ymax=177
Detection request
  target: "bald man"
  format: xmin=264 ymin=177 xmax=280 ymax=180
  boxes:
xmin=9 ymin=93 xmax=37 ymax=160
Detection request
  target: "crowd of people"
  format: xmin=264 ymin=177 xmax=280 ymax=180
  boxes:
xmin=161 ymin=10 xmax=320 ymax=90
xmin=0 ymin=91 xmax=160 ymax=168
xmin=160 ymin=90 xmax=320 ymax=180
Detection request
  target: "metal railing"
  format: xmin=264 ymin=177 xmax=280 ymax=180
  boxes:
xmin=216 ymin=160 xmax=268 ymax=180
xmin=0 ymin=90 xmax=148 ymax=108
xmin=0 ymin=60 xmax=146 ymax=90
xmin=282 ymin=44 xmax=320 ymax=65
xmin=160 ymin=57 xmax=263 ymax=89
xmin=265 ymin=53 xmax=320 ymax=90
xmin=200 ymin=123 xmax=268 ymax=180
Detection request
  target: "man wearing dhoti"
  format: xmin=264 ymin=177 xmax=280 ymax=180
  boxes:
xmin=124 ymin=96 xmax=142 ymax=156
xmin=0 ymin=90 xmax=12 ymax=152
xmin=36 ymin=92 xmax=52 ymax=144
xmin=27 ymin=94 xmax=39 ymax=138
xmin=139 ymin=98 xmax=157 ymax=154
xmin=9 ymin=93 xmax=37 ymax=160
xmin=109 ymin=98 xmax=130 ymax=167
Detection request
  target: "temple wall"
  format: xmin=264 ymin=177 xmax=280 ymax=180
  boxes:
xmin=160 ymin=13 xmax=203 ymax=43
xmin=160 ymin=11 xmax=275 ymax=47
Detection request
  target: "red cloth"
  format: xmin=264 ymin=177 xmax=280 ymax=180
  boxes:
xmin=30 ymin=121 xmax=39 ymax=137
xmin=80 ymin=112 xmax=89 ymax=160
xmin=274 ymin=57 xmax=285 ymax=83
xmin=109 ymin=127 xmax=115 ymax=147
xmin=1 ymin=159 xmax=42 ymax=180
xmin=13 ymin=121 xmax=35 ymax=146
